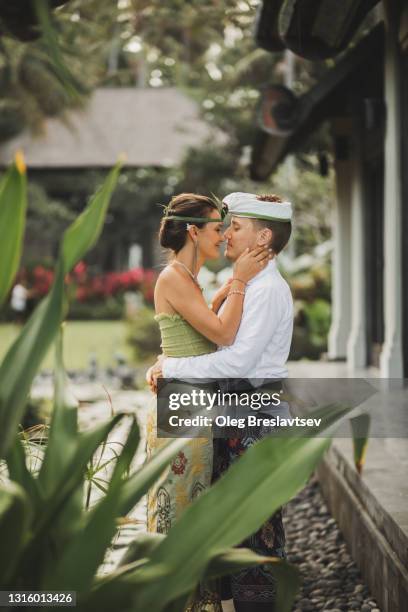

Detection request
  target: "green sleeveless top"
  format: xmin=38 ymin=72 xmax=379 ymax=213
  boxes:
xmin=155 ymin=313 xmax=216 ymax=358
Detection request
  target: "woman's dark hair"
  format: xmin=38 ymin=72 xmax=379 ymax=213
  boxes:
xmin=159 ymin=193 xmax=219 ymax=253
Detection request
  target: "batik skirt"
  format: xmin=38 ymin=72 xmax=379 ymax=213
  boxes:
xmin=212 ymin=417 xmax=286 ymax=606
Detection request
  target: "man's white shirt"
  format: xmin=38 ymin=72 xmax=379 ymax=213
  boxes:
xmin=162 ymin=258 xmax=293 ymax=380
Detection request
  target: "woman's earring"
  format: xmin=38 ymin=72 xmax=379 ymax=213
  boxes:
xmin=192 ymin=239 xmax=198 ymax=280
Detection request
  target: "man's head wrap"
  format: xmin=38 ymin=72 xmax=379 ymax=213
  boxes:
xmin=223 ymin=192 xmax=292 ymax=222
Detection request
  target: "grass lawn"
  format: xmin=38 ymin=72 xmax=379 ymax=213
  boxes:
xmin=0 ymin=320 xmax=135 ymax=371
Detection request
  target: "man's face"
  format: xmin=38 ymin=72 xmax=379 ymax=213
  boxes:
xmin=223 ymin=216 xmax=259 ymax=260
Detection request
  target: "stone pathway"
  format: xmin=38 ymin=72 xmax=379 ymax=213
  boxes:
xmin=285 ymin=479 xmax=381 ymax=612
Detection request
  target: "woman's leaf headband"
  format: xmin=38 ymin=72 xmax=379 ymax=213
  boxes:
xmin=160 ymin=195 xmax=228 ymax=224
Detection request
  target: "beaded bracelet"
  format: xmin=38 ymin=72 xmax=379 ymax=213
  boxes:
xmin=227 ymin=290 xmax=245 ymax=298
xmin=232 ymin=278 xmax=247 ymax=285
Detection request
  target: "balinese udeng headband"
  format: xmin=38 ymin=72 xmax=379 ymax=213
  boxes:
xmin=161 ymin=197 xmax=228 ymax=224
xmin=223 ymin=192 xmax=292 ymax=222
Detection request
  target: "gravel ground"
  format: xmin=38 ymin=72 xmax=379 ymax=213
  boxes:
xmin=284 ymin=478 xmax=381 ymax=612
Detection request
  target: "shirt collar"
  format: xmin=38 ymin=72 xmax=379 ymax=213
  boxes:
xmin=246 ymin=257 xmax=277 ymax=286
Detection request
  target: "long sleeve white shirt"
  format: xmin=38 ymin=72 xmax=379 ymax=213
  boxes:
xmin=162 ymin=259 xmax=293 ymax=380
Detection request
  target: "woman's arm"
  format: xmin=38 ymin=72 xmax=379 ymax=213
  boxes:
xmin=161 ymin=247 xmax=271 ymax=346
xmin=210 ymin=278 xmax=232 ymax=313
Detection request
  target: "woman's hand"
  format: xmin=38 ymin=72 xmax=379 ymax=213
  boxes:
xmin=233 ymin=246 xmax=272 ymax=284
xmin=211 ymin=278 xmax=233 ymax=313
xmin=146 ymin=355 xmax=165 ymax=394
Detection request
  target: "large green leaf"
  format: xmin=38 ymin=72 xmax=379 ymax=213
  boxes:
xmin=0 ymin=481 xmax=31 ymax=584
xmin=47 ymin=432 xmax=187 ymax=592
xmin=33 ymin=413 xmax=125 ymax=541
xmin=118 ymin=532 xmax=164 ymax=567
xmin=61 ymin=163 xmax=121 ymax=272
xmin=85 ymin=533 xmax=299 ymax=612
xmin=6 ymin=435 xmax=41 ymax=512
xmin=132 ymin=405 xmax=352 ymax=609
xmin=38 ymin=331 xmax=79 ymax=496
xmin=15 ymin=413 xmax=127 ymax=589
xmin=0 ymin=163 xmax=121 ymax=459
xmin=0 ymin=262 xmax=65 ymax=460
xmin=204 ymin=550 xmax=300 ymax=612
xmin=0 ymin=152 xmax=27 ymax=307
xmin=350 ymin=413 xmax=370 ymax=474
xmin=45 ymin=417 xmax=141 ymax=591
xmin=117 ymin=437 xmax=186 ymax=517
xmin=37 ymin=331 xmax=83 ymax=545
xmin=79 ymin=406 xmax=348 ymax=611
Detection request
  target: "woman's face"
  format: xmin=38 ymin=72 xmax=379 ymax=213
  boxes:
xmin=197 ymin=209 xmax=224 ymax=260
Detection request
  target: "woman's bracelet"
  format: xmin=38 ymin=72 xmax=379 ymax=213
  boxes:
xmin=227 ymin=290 xmax=245 ymax=298
xmin=232 ymin=278 xmax=247 ymax=286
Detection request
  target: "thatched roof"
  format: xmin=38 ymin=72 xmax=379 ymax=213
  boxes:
xmin=0 ymin=88 xmax=220 ymax=169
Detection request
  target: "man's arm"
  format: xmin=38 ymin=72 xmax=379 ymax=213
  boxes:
xmin=162 ymin=284 xmax=283 ymax=379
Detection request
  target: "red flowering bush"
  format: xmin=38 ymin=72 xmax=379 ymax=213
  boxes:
xmin=15 ymin=262 xmax=157 ymax=308
xmin=32 ymin=266 xmax=54 ymax=297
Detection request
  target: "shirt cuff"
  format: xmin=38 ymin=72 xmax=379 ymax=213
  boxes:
xmin=162 ymin=357 xmax=177 ymax=378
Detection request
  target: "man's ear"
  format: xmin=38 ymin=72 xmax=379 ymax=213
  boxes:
xmin=256 ymin=228 xmax=272 ymax=246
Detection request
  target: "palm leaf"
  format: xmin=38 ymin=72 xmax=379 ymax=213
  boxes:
xmin=0 ymin=151 xmax=27 ymax=306
xmin=38 ymin=331 xmax=79 ymax=495
xmin=0 ymin=162 xmax=121 ymax=459
xmin=0 ymin=481 xmax=31 ymax=584
xmin=131 ymin=404 xmax=352 ymax=609
xmin=205 ymin=550 xmax=300 ymax=612
xmin=45 ymin=417 xmax=140 ymax=591
xmin=32 ymin=0 xmax=86 ymax=101
xmin=6 ymin=435 xmax=40 ymax=512
xmin=350 ymin=413 xmax=370 ymax=474
xmin=117 ymin=437 xmax=186 ymax=517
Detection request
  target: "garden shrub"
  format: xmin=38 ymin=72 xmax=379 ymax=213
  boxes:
xmin=126 ymin=307 xmax=161 ymax=363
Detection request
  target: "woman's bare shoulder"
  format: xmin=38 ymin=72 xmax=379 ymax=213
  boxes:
xmin=156 ymin=265 xmax=189 ymax=290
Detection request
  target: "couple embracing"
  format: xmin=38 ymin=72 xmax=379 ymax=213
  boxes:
xmin=146 ymin=191 xmax=293 ymax=611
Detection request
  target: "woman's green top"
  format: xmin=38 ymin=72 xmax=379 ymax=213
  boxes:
xmin=155 ymin=313 xmax=216 ymax=358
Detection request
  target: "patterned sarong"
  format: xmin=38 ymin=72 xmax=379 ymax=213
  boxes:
xmin=212 ymin=416 xmax=286 ymax=608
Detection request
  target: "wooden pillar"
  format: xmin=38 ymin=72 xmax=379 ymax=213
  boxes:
xmin=346 ymin=133 xmax=367 ymax=370
xmin=401 ymin=11 xmax=408 ymax=377
xmin=379 ymin=4 xmax=404 ymax=377
xmin=328 ymin=124 xmax=352 ymax=360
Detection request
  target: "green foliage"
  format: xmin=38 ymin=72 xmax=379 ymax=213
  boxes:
xmin=302 ymin=299 xmax=331 ymax=348
xmin=1 ymin=0 xmax=333 ymax=266
xmin=0 ymin=161 xmax=122 ymax=459
xmin=67 ymin=297 xmax=124 ymax=321
xmin=0 ymin=153 xmax=27 ymax=306
xmin=350 ymin=414 xmax=371 ymax=475
xmin=0 ymin=0 xmax=119 ymax=142
xmin=126 ymin=306 xmax=161 ymax=362
xmin=18 ymin=53 xmax=71 ymax=116
xmin=271 ymin=159 xmax=334 ymax=256
xmin=0 ymin=153 xmax=367 ymax=608
xmin=285 ymin=258 xmax=332 ymax=359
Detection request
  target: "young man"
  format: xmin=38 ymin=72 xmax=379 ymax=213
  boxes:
xmin=150 ymin=191 xmax=293 ymax=611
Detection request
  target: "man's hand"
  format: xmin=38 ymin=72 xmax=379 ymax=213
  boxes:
xmin=146 ymin=354 xmax=165 ymax=394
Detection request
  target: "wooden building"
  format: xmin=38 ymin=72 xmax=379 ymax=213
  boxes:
xmin=251 ymin=1 xmax=408 ymax=377
xmin=0 ymin=87 xmax=221 ymax=268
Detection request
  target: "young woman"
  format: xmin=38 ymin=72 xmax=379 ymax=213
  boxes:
xmin=145 ymin=193 xmax=270 ymax=611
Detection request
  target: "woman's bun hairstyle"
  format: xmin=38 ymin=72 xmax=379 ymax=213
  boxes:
xmin=159 ymin=193 xmax=218 ymax=253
